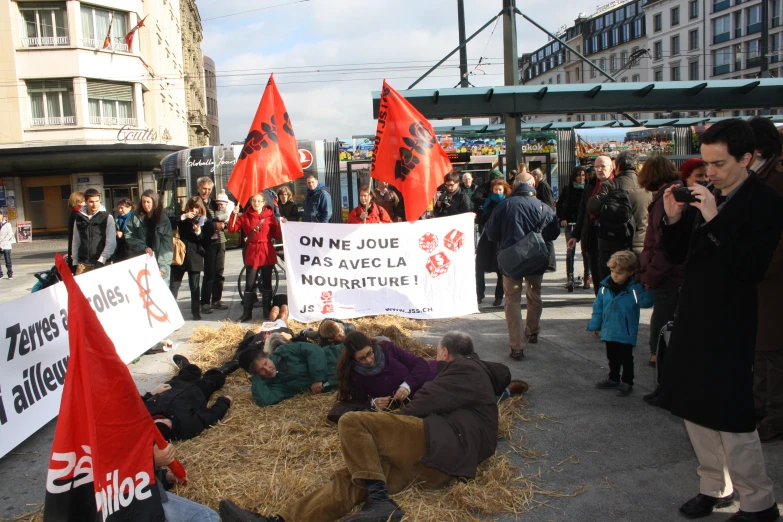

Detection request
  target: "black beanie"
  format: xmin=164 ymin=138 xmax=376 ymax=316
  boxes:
xmin=155 ymin=421 xmax=174 ymax=442
xmin=238 ymin=347 xmax=260 ymax=374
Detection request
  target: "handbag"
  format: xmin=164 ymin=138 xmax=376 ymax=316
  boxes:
xmin=171 ymin=229 xmax=186 ymax=266
xmin=496 ymin=204 xmax=550 ymax=279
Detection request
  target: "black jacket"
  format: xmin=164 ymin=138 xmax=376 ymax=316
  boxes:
xmin=556 ymin=183 xmax=585 ymax=224
xmin=74 ymin=210 xmax=109 ymax=265
xmin=174 ymin=218 xmax=215 ymax=272
xmin=434 ymin=187 xmax=471 ymax=218
xmin=536 ymin=180 xmax=555 ymax=209
xmin=279 ymin=200 xmax=300 ymax=221
xmin=570 ymin=178 xmax=598 ymax=250
xmin=658 ymin=175 xmax=783 ymax=432
xmin=143 ymin=382 xmax=230 ymax=441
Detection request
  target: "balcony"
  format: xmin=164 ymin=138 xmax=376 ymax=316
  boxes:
xmin=80 ymin=37 xmax=130 ymax=53
xmin=714 ymin=32 xmax=730 ymax=44
xmin=21 ymin=36 xmax=69 ymax=47
xmin=714 ymin=64 xmax=731 ymax=75
xmin=747 ymin=22 xmax=762 ymax=35
xmin=713 ymin=0 xmax=730 ymax=12
xmin=89 ymin=116 xmax=136 ymax=126
xmin=747 ymin=57 xmax=761 ymax=68
xmin=30 ymin=116 xmax=75 ymax=127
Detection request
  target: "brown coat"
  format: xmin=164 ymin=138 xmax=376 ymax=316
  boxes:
xmin=756 ymin=158 xmax=783 ymax=352
xmin=398 ymin=355 xmax=498 ymax=479
xmin=639 ymin=180 xmax=685 ymax=289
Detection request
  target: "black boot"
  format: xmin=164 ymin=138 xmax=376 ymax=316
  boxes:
xmin=262 ymin=290 xmax=273 ymax=319
xmin=342 ymin=480 xmax=404 ymax=522
xmin=216 ymin=360 xmax=240 ymax=375
xmin=191 ymin=303 xmax=201 ymax=321
xmin=238 ymin=293 xmax=254 ymax=323
xmin=218 ymin=500 xmax=282 ymax=522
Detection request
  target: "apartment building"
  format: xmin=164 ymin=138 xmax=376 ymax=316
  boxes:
xmin=0 ymin=0 xmax=192 ymax=234
xmin=181 ymin=0 xmax=209 ymax=147
xmin=204 ymin=54 xmax=220 ymax=146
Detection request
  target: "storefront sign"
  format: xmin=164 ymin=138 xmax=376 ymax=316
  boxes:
xmin=186 ymin=152 xmax=238 ymax=174
xmin=283 ymin=214 xmax=477 ymax=322
xmin=77 ymin=177 xmax=90 ymax=183
xmin=16 ymin=222 xmax=31 ymax=243
xmin=447 ymin=152 xmax=471 ymax=163
xmin=299 ymin=148 xmax=313 ymax=169
xmin=117 ymin=125 xmax=158 ymax=143
xmin=0 ymin=255 xmax=184 ymax=457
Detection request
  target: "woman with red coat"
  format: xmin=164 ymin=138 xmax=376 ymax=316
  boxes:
xmin=229 ymin=192 xmax=281 ymax=322
xmin=347 ymin=186 xmax=392 ymax=224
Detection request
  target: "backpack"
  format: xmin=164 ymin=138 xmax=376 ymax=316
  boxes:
xmin=597 ymin=188 xmax=636 ymax=243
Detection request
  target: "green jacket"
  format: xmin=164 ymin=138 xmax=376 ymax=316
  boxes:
xmin=251 ymin=342 xmax=343 ymax=407
xmin=124 ymin=211 xmax=174 ymax=279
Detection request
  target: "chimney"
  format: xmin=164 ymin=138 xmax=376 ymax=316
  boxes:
xmin=574 ymin=12 xmax=588 ymax=24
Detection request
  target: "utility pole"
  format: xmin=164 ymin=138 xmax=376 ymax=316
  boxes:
xmin=458 ymin=0 xmax=471 ymax=126
xmin=760 ymin=0 xmax=769 ymax=77
xmin=503 ymin=0 xmax=521 ymax=174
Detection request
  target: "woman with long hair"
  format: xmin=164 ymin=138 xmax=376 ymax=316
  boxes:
xmin=229 ymin=192 xmax=281 ymax=322
xmin=66 ymin=191 xmax=84 ymax=267
xmin=124 ymin=189 xmax=174 ymax=280
xmin=638 ymin=155 xmax=684 ymax=368
xmin=113 ymin=198 xmax=136 ymax=263
xmin=476 ymin=179 xmax=512 ymax=306
xmin=556 ymin=167 xmax=589 ymax=291
xmin=335 ymin=331 xmax=436 ymax=413
xmin=169 ymin=197 xmax=215 ymax=320
xmin=347 ymin=186 xmax=392 ymax=224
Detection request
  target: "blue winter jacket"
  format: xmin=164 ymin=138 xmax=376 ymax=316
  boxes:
xmin=587 ymin=276 xmax=654 ymax=345
xmin=303 ymin=184 xmax=332 ymax=223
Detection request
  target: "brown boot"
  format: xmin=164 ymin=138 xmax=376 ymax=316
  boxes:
xmin=582 ymin=274 xmax=591 ymax=290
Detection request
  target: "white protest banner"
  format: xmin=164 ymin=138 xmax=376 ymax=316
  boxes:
xmin=0 ymin=254 xmax=184 ymax=458
xmin=283 ymin=213 xmax=478 ymax=322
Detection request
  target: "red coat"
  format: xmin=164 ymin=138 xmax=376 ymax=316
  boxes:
xmin=347 ymin=203 xmax=392 ymax=224
xmin=228 ymin=207 xmax=281 ymax=267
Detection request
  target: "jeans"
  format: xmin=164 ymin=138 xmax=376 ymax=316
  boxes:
xmin=606 ymin=341 xmax=634 ymax=385
xmin=201 ymin=242 xmax=226 ymax=305
xmin=0 ymin=249 xmax=11 ymax=277
xmin=502 ymin=274 xmax=544 ymax=351
xmin=648 ymin=284 xmax=679 ymax=356
xmin=162 ymin=492 xmax=220 ymax=522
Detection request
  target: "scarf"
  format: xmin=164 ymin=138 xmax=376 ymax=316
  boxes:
xmin=607 ymin=277 xmax=630 ymax=295
xmin=483 ymin=193 xmax=505 ymax=216
xmin=116 ymin=212 xmax=131 ymax=232
xmin=572 ymin=181 xmax=585 ymax=190
xmin=353 ymin=343 xmax=387 ymax=377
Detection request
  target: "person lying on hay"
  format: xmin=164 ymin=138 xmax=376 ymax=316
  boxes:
xmin=143 ymin=354 xmax=239 ymax=441
xmin=299 ymin=318 xmax=356 ymax=347
xmin=234 ymin=294 xmax=294 ymax=359
xmin=220 ymin=331 xmax=522 ymax=522
xmin=238 ymin=333 xmax=343 ymax=407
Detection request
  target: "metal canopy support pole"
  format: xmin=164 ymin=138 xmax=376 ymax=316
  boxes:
xmin=458 ymin=0 xmax=471 ymax=126
xmin=503 ymin=0 xmax=521 ymax=174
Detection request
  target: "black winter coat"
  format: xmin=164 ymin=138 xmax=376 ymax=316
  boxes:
xmin=398 ymin=355 xmax=498 ymax=478
xmin=658 ymin=175 xmax=783 ymax=432
xmin=174 ymin=218 xmax=215 ymax=272
xmin=556 ymin=183 xmax=585 ymax=224
xmin=143 ymin=383 xmax=230 ymax=441
xmin=587 ymin=170 xmax=652 ymax=255
xmin=279 ymin=200 xmax=301 ymax=221
xmin=570 ymin=178 xmax=598 ymax=251
xmin=476 ymin=199 xmax=503 ymax=273
xmin=536 ymin=180 xmax=555 ymax=209
xmin=434 ymin=187 xmax=471 ymax=218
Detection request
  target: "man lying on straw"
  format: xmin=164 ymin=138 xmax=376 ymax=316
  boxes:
xmin=238 ymin=333 xmax=343 ymax=407
xmin=220 ymin=331 xmax=500 ymax=522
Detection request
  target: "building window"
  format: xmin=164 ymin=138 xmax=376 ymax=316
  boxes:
xmin=713 ymin=15 xmax=730 ymax=44
xmin=632 ymin=74 xmax=640 ymax=82
xmin=671 ymin=7 xmax=680 ymax=26
xmin=599 ymin=57 xmax=607 ymax=72
xmin=632 ymin=46 xmax=641 ymax=65
xmin=747 ymin=5 xmax=761 ymax=34
xmin=612 ymin=27 xmax=620 ymax=45
xmin=634 ymin=18 xmax=643 ymax=38
xmin=610 ymin=54 xmax=616 ymax=71
xmin=80 ymin=5 xmax=129 ymax=51
xmin=671 ymin=64 xmax=681 ymax=80
xmin=689 ymin=29 xmax=699 ymax=50
xmin=713 ymin=47 xmax=731 ymax=75
xmin=601 ymin=32 xmax=609 ymax=48
xmin=689 ymin=0 xmax=698 ymax=19
xmin=621 ymin=77 xmax=628 ymax=82
xmin=748 ymin=39 xmax=761 ymax=67
xmin=591 ymin=62 xmax=597 ymax=78
xmin=689 ymin=60 xmax=699 ymax=80
xmin=734 ymin=11 xmax=743 ymax=38
xmin=621 ymin=50 xmax=628 ymax=67
xmin=654 ymin=69 xmax=663 ymax=81
xmin=87 ymin=82 xmax=135 ymax=126
xmin=654 ymin=13 xmax=662 ymax=32
xmin=713 ymin=0 xmax=731 ymax=13
xmin=623 ymin=23 xmax=631 ymax=42
xmin=672 ymin=35 xmax=681 ymax=55
xmin=600 ymin=113 xmax=608 ymax=121
xmin=20 ymin=4 xmax=69 ymax=47
xmin=566 ymin=71 xmax=571 ymax=83
xmin=26 ymin=80 xmax=75 ymax=127
xmin=773 ymin=0 xmax=781 ymax=27
xmin=772 ymin=33 xmax=781 ymax=63
xmin=557 ymin=74 xmax=561 ymax=84
xmin=591 ymin=114 xmax=598 ymax=121
xmin=576 ymin=67 xmax=581 ymax=81
xmin=654 ymin=40 xmax=663 ymax=60
xmin=627 ymin=3 xmax=636 ymax=17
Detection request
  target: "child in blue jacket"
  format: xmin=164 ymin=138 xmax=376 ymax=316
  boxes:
xmin=587 ymin=250 xmax=654 ymax=396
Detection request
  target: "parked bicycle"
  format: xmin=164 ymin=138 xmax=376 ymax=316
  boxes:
xmin=237 ymin=243 xmax=286 ymax=299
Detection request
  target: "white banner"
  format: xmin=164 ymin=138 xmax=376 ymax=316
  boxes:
xmin=0 ymin=255 xmax=184 ymax=458
xmin=282 ymin=214 xmax=478 ymax=322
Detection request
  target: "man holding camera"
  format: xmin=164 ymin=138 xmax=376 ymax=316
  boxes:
xmin=433 ymin=172 xmax=470 ymax=218
xmin=660 ymin=119 xmax=783 ymax=522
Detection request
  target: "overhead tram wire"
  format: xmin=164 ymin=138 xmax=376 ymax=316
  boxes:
xmin=201 ymin=0 xmax=310 ymax=22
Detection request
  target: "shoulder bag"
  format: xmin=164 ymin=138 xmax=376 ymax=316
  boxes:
xmin=496 ymin=204 xmax=550 ymax=279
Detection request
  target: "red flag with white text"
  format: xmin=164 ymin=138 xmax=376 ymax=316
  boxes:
xmin=227 ymin=74 xmax=303 ymax=208
xmin=371 ymin=80 xmax=452 ymax=222
xmin=43 ymin=254 xmax=184 ymax=521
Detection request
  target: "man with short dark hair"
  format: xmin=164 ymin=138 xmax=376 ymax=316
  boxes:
xmin=71 ymin=188 xmax=116 ymax=274
xmin=303 ymin=174 xmax=333 ymax=223
xmin=219 ymin=331 xmax=501 ymax=522
xmin=434 ymin=172 xmax=470 ymax=218
xmin=196 ymin=177 xmax=228 ymax=315
xmin=660 ymin=119 xmax=783 ymax=522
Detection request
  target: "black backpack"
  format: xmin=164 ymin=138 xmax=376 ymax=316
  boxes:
xmin=597 ymin=188 xmax=636 ymax=243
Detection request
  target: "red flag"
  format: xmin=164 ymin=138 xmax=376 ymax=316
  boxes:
xmin=227 ymin=73 xmax=303 ymax=208
xmin=371 ymin=80 xmax=452 ymax=222
xmin=102 ymin=14 xmax=114 ymax=49
xmin=124 ymin=15 xmax=147 ymax=49
xmin=43 ymin=254 xmax=185 ymax=521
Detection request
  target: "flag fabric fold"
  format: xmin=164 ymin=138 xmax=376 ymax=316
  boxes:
xmin=43 ymin=254 xmax=184 ymax=521
xmin=102 ymin=14 xmax=114 ymax=50
xmin=370 ymin=80 xmax=453 ymax=222
xmin=227 ymin=73 xmax=303 ymax=208
xmin=124 ymin=15 xmax=147 ymax=49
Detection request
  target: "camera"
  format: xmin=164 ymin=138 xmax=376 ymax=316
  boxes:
xmin=439 ymin=193 xmax=453 ymax=206
xmin=672 ymin=186 xmax=697 ymax=203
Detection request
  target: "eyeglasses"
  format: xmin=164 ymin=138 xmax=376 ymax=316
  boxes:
xmin=355 ymin=351 xmax=373 ymax=363
xmin=444 ymin=183 xmax=457 ymax=188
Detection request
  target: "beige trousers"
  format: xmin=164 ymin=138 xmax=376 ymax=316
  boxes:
xmin=502 ymin=274 xmax=544 ymax=351
xmin=685 ymin=420 xmax=776 ymax=512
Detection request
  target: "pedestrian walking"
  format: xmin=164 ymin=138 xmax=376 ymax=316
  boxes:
xmin=0 ymin=209 xmax=14 ymax=280
xmin=476 ymin=179 xmax=510 ymax=306
xmin=557 ymin=167 xmax=588 ymax=291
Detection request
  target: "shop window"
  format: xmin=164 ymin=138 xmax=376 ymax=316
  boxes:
xmin=20 ymin=3 xmax=69 ymax=47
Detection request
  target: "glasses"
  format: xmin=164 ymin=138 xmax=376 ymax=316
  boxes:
xmin=355 ymin=351 xmax=373 ymax=363
xmin=444 ymin=183 xmax=457 ymax=188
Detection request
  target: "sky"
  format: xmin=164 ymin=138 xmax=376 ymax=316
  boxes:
xmin=198 ymin=0 xmax=602 ymax=144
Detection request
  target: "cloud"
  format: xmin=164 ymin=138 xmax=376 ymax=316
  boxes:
xmin=199 ymin=0 xmax=599 ymax=143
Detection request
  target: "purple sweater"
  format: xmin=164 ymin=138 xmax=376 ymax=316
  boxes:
xmin=352 ymin=341 xmax=437 ymax=403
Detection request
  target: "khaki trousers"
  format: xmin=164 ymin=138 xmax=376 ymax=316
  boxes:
xmin=684 ymin=420 xmax=776 ymax=512
xmin=502 ymin=274 xmax=544 ymax=351
xmin=278 ymin=412 xmax=452 ymax=522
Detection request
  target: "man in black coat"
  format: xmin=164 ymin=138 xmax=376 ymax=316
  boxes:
xmin=485 ymin=173 xmax=560 ymax=358
xmin=660 ymin=119 xmax=783 ymax=522
xmin=433 ymin=172 xmax=471 ymax=218
xmin=144 ymin=355 xmax=238 ymax=441
xmin=196 ymin=177 xmax=229 ymax=315
xmin=218 ymin=332 xmax=500 ymax=522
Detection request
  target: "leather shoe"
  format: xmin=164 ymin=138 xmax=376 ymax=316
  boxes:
xmin=679 ymin=493 xmax=736 ymax=518
xmin=341 ymin=499 xmax=403 ymax=521
xmin=200 ymin=304 xmax=213 ymax=314
xmin=727 ymin=504 xmax=780 ymax=522
xmin=172 ymin=354 xmax=190 ymax=370
xmin=492 ymin=298 xmax=503 ymax=306
xmin=211 ymin=301 xmax=229 ymax=310
xmin=219 ymin=500 xmax=279 ymax=522
xmin=507 ymin=379 xmax=529 ymax=395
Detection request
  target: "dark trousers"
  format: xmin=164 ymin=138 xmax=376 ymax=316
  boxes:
xmin=598 ymin=250 xmax=613 ymax=284
xmin=245 ymin=265 xmax=273 ymax=295
xmin=169 ymin=268 xmax=201 ymax=314
xmin=606 ymin=341 xmax=634 ymax=385
xmin=168 ymin=363 xmax=226 ymax=402
xmin=0 ymin=249 xmax=11 ymax=277
xmin=755 ymin=350 xmax=783 ymax=431
xmin=476 ymin=268 xmax=503 ymax=301
xmin=565 ymin=225 xmax=590 ymax=281
xmin=201 ymin=242 xmax=226 ymax=305
xmin=649 ymin=284 xmax=679 ymax=356
xmin=587 ymin=244 xmax=601 ymax=296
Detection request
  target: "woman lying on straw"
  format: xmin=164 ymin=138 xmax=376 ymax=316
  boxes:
xmin=238 ymin=333 xmax=343 ymax=407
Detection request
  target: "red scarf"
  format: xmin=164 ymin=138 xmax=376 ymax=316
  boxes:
xmin=589 ymin=174 xmax=614 ymax=222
